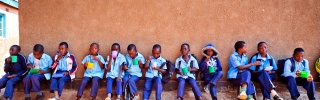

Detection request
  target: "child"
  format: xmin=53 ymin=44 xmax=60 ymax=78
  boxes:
xmin=199 ymin=43 xmax=223 ymax=100
xmin=175 ymin=43 xmax=202 ymax=100
xmin=0 ymin=45 xmax=27 ymax=100
xmin=76 ymin=43 xmax=105 ymax=100
xmin=23 ymin=44 xmax=53 ymax=100
xmin=49 ymin=42 xmax=78 ymax=100
xmin=227 ymin=41 xmax=260 ymax=100
xmin=143 ymin=44 xmax=167 ymax=100
xmin=249 ymin=42 xmax=282 ymax=100
xmin=123 ymin=44 xmax=145 ymax=100
xmin=280 ymin=48 xmax=316 ymax=100
xmin=105 ymin=43 xmax=126 ymax=100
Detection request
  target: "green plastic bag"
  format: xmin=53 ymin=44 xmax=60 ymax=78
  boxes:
xmin=316 ymin=56 xmax=320 ymax=74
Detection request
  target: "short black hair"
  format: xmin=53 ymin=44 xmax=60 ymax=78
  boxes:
xmin=59 ymin=42 xmax=68 ymax=48
xmin=90 ymin=42 xmax=99 ymax=48
xmin=257 ymin=41 xmax=267 ymax=48
xmin=112 ymin=43 xmax=121 ymax=50
xmin=127 ymin=44 xmax=136 ymax=51
xmin=152 ymin=44 xmax=161 ymax=51
xmin=293 ymin=48 xmax=304 ymax=55
xmin=234 ymin=41 xmax=246 ymax=51
xmin=181 ymin=43 xmax=190 ymax=49
xmin=11 ymin=45 xmax=21 ymax=51
xmin=33 ymin=44 xmax=44 ymax=52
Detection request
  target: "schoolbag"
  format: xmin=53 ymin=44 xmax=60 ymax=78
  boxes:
xmin=315 ymin=56 xmax=320 ymax=74
xmin=159 ymin=60 xmax=175 ymax=84
xmin=249 ymin=53 xmax=273 ymax=71
xmin=277 ymin=57 xmax=306 ymax=77
xmin=177 ymin=54 xmax=199 ymax=80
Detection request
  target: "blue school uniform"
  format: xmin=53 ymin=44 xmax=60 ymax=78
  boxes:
xmin=77 ymin=54 xmax=105 ymax=97
xmin=143 ymin=56 xmax=167 ymax=100
xmin=105 ymin=53 xmax=126 ymax=95
xmin=175 ymin=54 xmax=202 ymax=99
xmin=227 ymin=52 xmax=255 ymax=95
xmin=50 ymin=52 xmax=77 ymax=96
xmin=123 ymin=52 xmax=145 ymax=94
xmin=199 ymin=57 xmax=223 ymax=99
xmin=23 ymin=53 xmax=53 ymax=95
xmin=249 ymin=53 xmax=278 ymax=99
xmin=281 ymin=58 xmax=315 ymax=99
xmin=0 ymin=54 xmax=27 ymax=99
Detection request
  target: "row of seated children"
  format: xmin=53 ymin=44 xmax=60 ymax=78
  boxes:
xmin=0 ymin=41 xmax=316 ymax=100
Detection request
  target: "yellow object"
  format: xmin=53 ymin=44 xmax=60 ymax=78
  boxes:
xmin=315 ymin=57 xmax=320 ymax=74
xmin=87 ymin=62 xmax=94 ymax=69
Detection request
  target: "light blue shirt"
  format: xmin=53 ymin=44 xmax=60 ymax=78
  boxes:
xmin=57 ymin=52 xmax=71 ymax=71
xmin=249 ymin=53 xmax=278 ymax=71
xmin=105 ymin=53 xmax=126 ymax=78
xmin=125 ymin=52 xmax=146 ymax=77
xmin=145 ymin=56 xmax=167 ymax=78
xmin=227 ymin=51 xmax=248 ymax=79
xmin=81 ymin=54 xmax=105 ymax=78
xmin=175 ymin=54 xmax=199 ymax=79
xmin=282 ymin=59 xmax=310 ymax=77
xmin=27 ymin=53 xmax=53 ymax=80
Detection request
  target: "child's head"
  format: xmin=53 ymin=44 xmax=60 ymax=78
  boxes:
xmin=9 ymin=45 xmax=21 ymax=55
xmin=152 ymin=44 xmax=161 ymax=58
xmin=257 ymin=42 xmax=268 ymax=55
xmin=180 ymin=43 xmax=190 ymax=56
xmin=89 ymin=43 xmax=99 ymax=55
xmin=293 ymin=48 xmax=305 ymax=62
xmin=33 ymin=44 xmax=44 ymax=59
xmin=58 ymin=42 xmax=68 ymax=56
xmin=202 ymin=43 xmax=219 ymax=57
xmin=111 ymin=43 xmax=121 ymax=53
xmin=127 ymin=44 xmax=137 ymax=59
xmin=234 ymin=41 xmax=247 ymax=53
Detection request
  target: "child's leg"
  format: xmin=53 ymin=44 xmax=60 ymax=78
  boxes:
xmin=239 ymin=71 xmax=255 ymax=95
xmin=208 ymin=71 xmax=223 ymax=85
xmin=57 ymin=75 xmax=71 ymax=96
xmin=296 ymin=78 xmax=316 ymax=100
xmin=23 ymin=74 xmax=32 ymax=95
xmin=0 ymin=74 xmax=10 ymax=89
xmin=209 ymin=85 xmax=217 ymax=99
xmin=128 ymin=75 xmax=140 ymax=94
xmin=177 ymin=77 xmax=186 ymax=99
xmin=115 ymin=79 xmax=123 ymax=96
xmin=257 ymin=71 xmax=275 ymax=99
xmin=4 ymin=76 xmax=21 ymax=99
xmin=143 ymin=77 xmax=153 ymax=100
xmin=106 ymin=77 xmax=115 ymax=96
xmin=154 ymin=77 xmax=162 ymax=100
xmin=122 ymin=74 xmax=129 ymax=91
xmin=76 ymin=77 xmax=90 ymax=97
xmin=30 ymin=74 xmax=46 ymax=93
xmin=90 ymin=77 xmax=100 ymax=98
xmin=284 ymin=76 xmax=299 ymax=99
xmin=187 ymin=78 xmax=202 ymax=99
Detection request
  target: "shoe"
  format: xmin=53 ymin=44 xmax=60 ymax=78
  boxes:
xmin=291 ymin=97 xmax=297 ymax=100
xmin=273 ymin=95 xmax=283 ymax=100
xmin=48 ymin=97 xmax=59 ymax=100
xmin=25 ymin=97 xmax=31 ymax=100
xmin=204 ymin=84 xmax=210 ymax=93
xmin=132 ymin=94 xmax=140 ymax=100
xmin=105 ymin=97 xmax=111 ymax=100
xmin=36 ymin=93 xmax=45 ymax=100
xmin=237 ymin=91 xmax=247 ymax=100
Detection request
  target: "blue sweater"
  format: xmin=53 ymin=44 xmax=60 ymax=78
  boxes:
xmin=4 ymin=54 xmax=28 ymax=77
xmin=199 ymin=57 xmax=222 ymax=77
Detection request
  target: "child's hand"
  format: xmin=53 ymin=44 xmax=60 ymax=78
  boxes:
xmin=123 ymin=65 xmax=129 ymax=70
xmin=38 ymin=69 xmax=46 ymax=74
xmin=296 ymin=70 xmax=300 ymax=77
xmin=92 ymin=55 xmax=99 ymax=61
xmin=188 ymin=67 xmax=192 ymax=72
xmin=84 ymin=62 xmax=88 ymax=68
xmin=307 ymin=75 xmax=313 ymax=82
xmin=6 ymin=57 xmax=11 ymax=63
xmin=56 ymin=54 xmax=63 ymax=61
xmin=7 ymin=74 xmax=17 ymax=78
xmin=27 ymin=64 xmax=33 ymax=69
xmin=63 ymin=72 xmax=69 ymax=76
xmin=117 ymin=77 xmax=122 ymax=81
xmin=252 ymin=61 xmax=261 ymax=66
xmin=178 ymin=71 xmax=184 ymax=76
xmin=153 ymin=66 xmax=160 ymax=70
xmin=138 ymin=60 xmax=143 ymax=65
xmin=109 ymin=55 xmax=113 ymax=60
xmin=205 ymin=57 xmax=210 ymax=62
xmin=147 ymin=56 xmax=152 ymax=62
